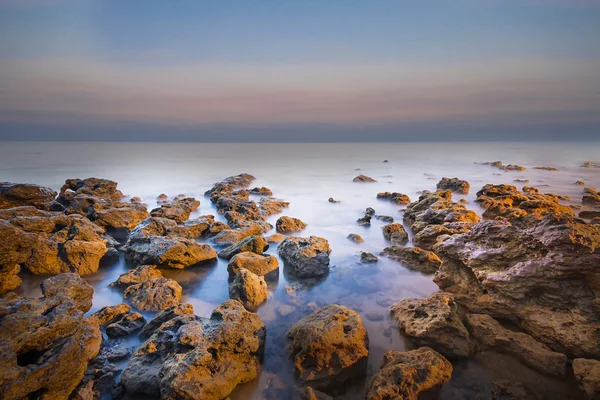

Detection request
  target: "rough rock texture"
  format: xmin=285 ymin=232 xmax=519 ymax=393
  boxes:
xmin=583 ymin=188 xmax=600 ymax=206
xmin=347 ymin=233 xmax=364 ymax=243
xmin=267 ymin=233 xmax=285 ymax=242
xmin=0 ymin=275 xmax=101 ymax=400
xmin=150 ymin=197 xmax=200 ymax=223
xmin=375 ymin=215 xmax=394 ymax=223
xmin=390 ymin=292 xmax=472 ymax=358
xmin=90 ymin=303 xmax=131 ymax=326
xmin=250 ymin=187 xmax=273 ymax=196
xmin=212 ymin=222 xmax=266 ymax=246
xmin=139 ymin=303 xmax=195 ymax=338
xmin=123 ymin=277 xmax=182 ymax=311
xmin=109 ymin=264 xmax=164 ymax=288
xmin=380 ymin=246 xmax=442 ymax=273
xmin=0 ymin=264 xmax=21 ymax=295
xmin=125 ymin=236 xmax=217 ymax=269
xmin=382 ymin=223 xmax=408 ymax=243
xmin=353 ymin=175 xmax=377 ymax=183
xmin=228 ymin=268 xmax=268 ymax=310
xmin=357 ymin=214 xmax=371 ymax=226
xmin=573 ymin=358 xmax=600 ymax=399
xmin=0 ymin=182 xmax=57 ymax=210
xmin=390 ymin=192 xmax=411 ymax=204
xmin=437 ymin=177 xmax=470 ymax=194
xmin=434 ymin=212 xmax=600 ymax=358
xmin=365 ymin=347 xmax=453 ymax=400
xmin=0 ymin=213 xmax=110 ymax=275
xmin=285 ymin=304 xmax=369 ymax=390
xmin=40 ymin=272 xmax=94 ymax=312
xmin=360 ymin=252 xmax=378 ymax=263
xmin=465 ymin=313 xmax=568 ymax=377
xmin=276 ymin=216 xmax=307 ymax=233
xmin=121 ymin=300 xmax=266 ymax=400
xmin=105 ymin=312 xmax=147 ymax=338
xmin=227 ymin=251 xmax=279 ymax=276
xmin=579 ymin=210 xmax=600 ymax=219
xmin=59 ymin=177 xmax=124 ymax=202
xmin=278 ymin=236 xmax=332 ymax=278
xmin=218 ymin=235 xmax=269 ymax=260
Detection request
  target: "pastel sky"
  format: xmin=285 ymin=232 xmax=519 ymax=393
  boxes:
xmin=1 ymin=0 xmax=599 ymax=141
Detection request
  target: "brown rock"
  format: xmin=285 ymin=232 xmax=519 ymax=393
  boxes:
xmin=227 ymin=251 xmax=279 ymax=276
xmin=139 ymin=303 xmax=194 ymax=338
xmin=278 ymin=236 xmax=331 ymax=278
xmin=218 ymin=235 xmax=269 ymax=260
xmin=380 ymin=246 xmax=442 ymax=273
xmin=110 ymin=265 xmax=163 ymax=288
xmin=123 ymin=278 xmax=182 ymax=311
xmin=0 ymin=264 xmax=21 ymax=296
xmin=382 ymin=223 xmax=408 ymax=243
xmin=437 ymin=177 xmax=470 ymax=194
xmin=0 ymin=182 xmax=57 ymax=210
xmin=40 ymin=272 xmax=94 ymax=313
xmin=105 ymin=311 xmax=147 ymax=338
xmin=347 ymin=233 xmax=364 ymax=243
xmin=90 ymin=303 xmax=131 ymax=326
xmin=228 ymin=268 xmax=268 ymax=310
xmin=573 ymin=358 xmax=600 ymax=399
xmin=125 ymin=236 xmax=217 ymax=269
xmin=150 ymin=197 xmax=200 ymax=223
xmin=276 ymin=216 xmax=307 ymax=233
xmin=353 ymin=175 xmax=377 ymax=183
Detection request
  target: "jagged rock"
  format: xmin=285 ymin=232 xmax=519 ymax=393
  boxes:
xmin=285 ymin=304 xmax=369 ymax=390
xmin=227 ymin=251 xmax=279 ymax=276
xmin=278 ymin=236 xmax=331 ymax=278
xmin=390 ymin=193 xmax=411 ymax=204
xmin=150 ymin=197 xmax=200 ymax=223
xmin=106 ymin=312 xmax=147 ymax=338
xmin=583 ymin=188 xmax=600 ymax=206
xmin=365 ymin=207 xmax=376 ymax=216
xmin=59 ymin=177 xmax=124 ymax=202
xmin=229 ymin=268 xmax=268 ymax=310
xmin=123 ymin=278 xmax=182 ymax=311
xmin=250 ymin=187 xmax=273 ymax=196
xmin=375 ymin=215 xmax=394 ymax=223
xmin=0 ymin=182 xmax=57 ymax=210
xmin=377 ymin=192 xmax=392 ymax=199
xmin=259 ymin=197 xmax=290 ymax=216
xmin=0 ymin=276 xmax=101 ymax=400
xmin=573 ymin=358 xmax=600 ymax=399
xmin=353 ymin=175 xmax=377 ymax=182
xmin=110 ymin=265 xmax=163 ymax=288
xmin=207 ymin=221 xmax=230 ymax=235
xmin=218 ymin=235 xmax=269 ymax=260
xmin=347 ymin=233 xmax=364 ymax=243
xmin=357 ymin=214 xmax=371 ymax=226
xmin=360 ymin=252 xmax=378 ymax=263
xmin=276 ymin=216 xmax=307 ymax=233
xmin=0 ymin=264 xmax=21 ymax=295
xmin=139 ymin=303 xmax=195 ymax=338
xmin=465 ymin=314 xmax=567 ymax=377
xmin=380 ymin=246 xmax=442 ymax=273
xmin=366 ymin=347 xmax=453 ymax=400
xmin=40 ymin=272 xmax=94 ymax=312
xmin=90 ymin=303 xmax=131 ymax=326
xmin=267 ymin=233 xmax=285 ymax=243
xmin=212 ymin=222 xmax=266 ymax=246
xmin=434 ymin=213 xmax=600 ymax=358
xmin=437 ymin=177 xmax=470 ymax=194
xmin=390 ymin=292 xmax=472 ymax=358
xmin=121 ymin=300 xmax=266 ymax=399
xmin=92 ymin=204 xmax=151 ymax=240
xmin=125 ymin=236 xmax=217 ymax=268
xmin=382 ymin=223 xmax=408 ymax=243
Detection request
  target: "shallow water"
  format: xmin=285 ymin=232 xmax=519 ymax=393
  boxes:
xmin=2 ymin=141 xmax=599 ymax=399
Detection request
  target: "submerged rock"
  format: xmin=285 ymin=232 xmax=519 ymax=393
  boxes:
xmin=227 ymin=251 xmax=279 ymax=276
xmin=573 ymin=358 xmax=600 ymax=399
xmin=276 ymin=216 xmax=307 ymax=232
xmin=360 ymin=251 xmax=378 ymax=263
xmin=347 ymin=233 xmax=364 ymax=243
xmin=582 ymin=188 xmax=600 ymax=206
xmin=437 ymin=177 xmax=470 ymax=194
xmin=121 ymin=300 xmax=266 ymax=400
xmin=380 ymin=246 xmax=442 ymax=273
xmin=366 ymin=347 xmax=453 ymax=400
xmin=285 ymin=304 xmax=369 ymax=391
xmin=123 ymin=277 xmax=182 ymax=311
xmin=328 ymin=197 xmax=340 ymax=203
xmin=390 ymin=292 xmax=472 ymax=358
xmin=228 ymin=268 xmax=268 ymax=310
xmin=534 ymin=166 xmax=559 ymax=171
xmin=357 ymin=214 xmax=372 ymax=226
xmin=0 ymin=182 xmax=57 ymax=210
xmin=278 ymin=236 xmax=331 ymax=278
xmin=353 ymin=175 xmax=377 ymax=183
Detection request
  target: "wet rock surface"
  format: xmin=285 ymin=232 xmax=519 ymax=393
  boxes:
xmin=218 ymin=234 xmax=269 ymax=260
xmin=110 ymin=264 xmax=164 ymax=288
xmin=150 ymin=197 xmax=200 ymax=222
xmin=437 ymin=177 xmax=470 ymax=194
xmin=123 ymin=277 xmax=182 ymax=311
xmin=382 ymin=223 xmax=408 ymax=243
xmin=0 ymin=182 xmax=58 ymax=210
xmin=278 ymin=236 xmax=331 ymax=278
xmin=227 ymin=251 xmax=279 ymax=276
xmin=276 ymin=216 xmax=307 ymax=232
xmin=380 ymin=246 xmax=442 ymax=273
xmin=228 ymin=268 xmax=268 ymax=310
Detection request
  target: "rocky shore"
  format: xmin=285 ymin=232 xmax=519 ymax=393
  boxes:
xmin=1 ymin=167 xmax=599 ymax=399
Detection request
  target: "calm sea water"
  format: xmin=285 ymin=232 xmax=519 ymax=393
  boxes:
xmin=2 ymin=141 xmax=599 ymax=399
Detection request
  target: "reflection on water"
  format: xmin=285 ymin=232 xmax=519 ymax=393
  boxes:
xmin=4 ymin=141 xmax=599 ymax=399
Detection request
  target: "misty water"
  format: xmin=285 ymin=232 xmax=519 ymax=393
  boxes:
xmin=2 ymin=141 xmax=599 ymax=399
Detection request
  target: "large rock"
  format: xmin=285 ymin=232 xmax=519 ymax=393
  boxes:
xmin=0 ymin=182 xmax=57 ymax=210
xmin=437 ymin=177 xmax=470 ymax=194
xmin=228 ymin=268 xmax=268 ymax=310
xmin=365 ymin=347 xmax=453 ymax=400
xmin=0 ymin=264 xmax=21 ymax=296
xmin=40 ymin=272 xmax=94 ymax=313
xmin=121 ymin=300 xmax=266 ymax=400
xmin=573 ymin=358 xmax=600 ymax=399
xmin=123 ymin=278 xmax=182 ymax=311
xmin=150 ymin=197 xmax=200 ymax=223
xmin=90 ymin=303 xmax=131 ymax=326
xmin=278 ymin=236 xmax=331 ymax=278
xmin=109 ymin=264 xmax=163 ymax=288
xmin=139 ymin=303 xmax=194 ymax=338
xmin=276 ymin=216 xmax=307 ymax=233
xmin=380 ymin=246 xmax=442 ymax=273
xmin=227 ymin=251 xmax=279 ymax=276
xmin=382 ymin=223 xmax=408 ymax=243
xmin=389 ymin=292 xmax=472 ymax=358
xmin=212 ymin=222 xmax=266 ymax=246
xmin=0 ymin=276 xmax=101 ymax=400
xmin=258 ymin=197 xmax=290 ymax=217
xmin=465 ymin=313 xmax=568 ymax=377
xmin=105 ymin=312 xmax=147 ymax=338
xmin=285 ymin=304 xmax=369 ymax=390
xmin=434 ymin=212 xmax=600 ymax=358
xmin=59 ymin=177 xmax=124 ymax=202
xmin=125 ymin=236 xmax=217 ymax=269
xmin=218 ymin=235 xmax=269 ymax=260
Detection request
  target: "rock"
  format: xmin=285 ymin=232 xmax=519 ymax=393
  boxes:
xmin=390 ymin=292 xmax=472 ymax=358
xmin=360 ymin=252 xmax=378 ymax=263
xmin=121 ymin=300 xmax=266 ymax=399
xmin=90 ymin=303 xmax=131 ymax=326
xmin=491 ymin=379 xmax=536 ymax=400
xmin=375 ymin=215 xmax=394 ymax=223
xmin=365 ymin=207 xmax=376 ymax=216
xmin=278 ymin=236 xmax=331 ymax=278
xmin=267 ymin=233 xmax=285 ymax=243
xmin=583 ymin=188 xmax=600 ymax=206
xmin=365 ymin=347 xmax=453 ymax=400
xmin=0 ymin=264 xmax=21 ymax=296
xmin=592 ymin=217 xmax=600 ymax=225
xmin=353 ymin=175 xmax=377 ymax=183
xmin=390 ymin=193 xmax=411 ymax=204
xmin=139 ymin=303 xmax=195 ymax=338
xmin=218 ymin=235 xmax=269 ymax=260
xmin=534 ymin=166 xmax=559 ymax=171
xmin=505 ymin=164 xmax=526 ymax=171
xmin=0 ymin=182 xmax=57 ymax=210
xmin=110 ymin=264 xmax=164 ymax=288
xmin=328 ymin=197 xmax=340 ymax=203
xmin=514 ymin=178 xmax=529 ymax=183
xmin=276 ymin=216 xmax=307 ymax=233
xmin=357 ymin=215 xmax=371 ymax=226
xmin=258 ymin=197 xmax=290 ymax=217
xmin=40 ymin=272 xmax=94 ymax=312
xmin=434 ymin=212 xmax=600 ymax=358
xmin=250 ymin=187 xmax=273 ymax=196
xmin=581 ymin=161 xmax=600 ymax=168
xmin=437 ymin=177 xmax=470 ymax=194
xmin=465 ymin=314 xmax=567 ymax=377
xmin=106 ymin=312 xmax=147 ymax=338
xmin=227 ymin=251 xmax=279 ymax=276
xmin=229 ymin=268 xmax=268 ymax=310
xmin=59 ymin=177 xmax=124 ymax=201
xmin=208 ymin=221 xmax=230 ymax=235
xmin=579 ymin=210 xmax=600 ymax=219
xmin=212 ymin=222 xmax=266 ymax=246
xmin=347 ymin=233 xmax=364 ymax=243
xmin=377 ymin=192 xmax=392 ymax=199
xmin=382 ymin=223 xmax=408 ymax=243
xmin=125 ymin=236 xmax=217 ymax=268
xmin=150 ymin=197 xmax=200 ymax=223
xmin=380 ymin=246 xmax=442 ymax=273
xmin=298 ymin=386 xmax=334 ymax=400
xmin=105 ymin=347 xmax=131 ymax=362
xmin=0 ymin=279 xmax=101 ymax=400
xmin=285 ymin=304 xmax=369 ymax=390
xmin=123 ymin=278 xmax=182 ymax=311
xmin=573 ymin=358 xmax=600 ymax=399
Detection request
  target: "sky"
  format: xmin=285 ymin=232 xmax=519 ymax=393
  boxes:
xmin=0 ymin=0 xmax=599 ymax=141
